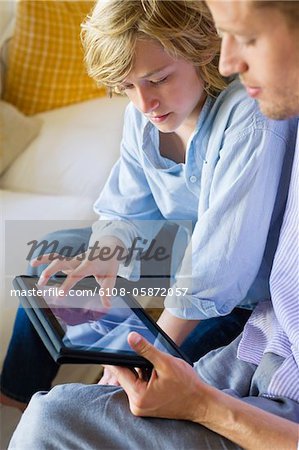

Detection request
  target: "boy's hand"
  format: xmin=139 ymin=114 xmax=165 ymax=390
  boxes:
xmin=31 ymin=236 xmax=126 ymax=307
xmin=107 ymin=332 xmax=209 ymax=422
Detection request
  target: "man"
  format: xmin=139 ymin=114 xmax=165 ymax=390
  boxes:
xmin=9 ymin=2 xmax=299 ymax=449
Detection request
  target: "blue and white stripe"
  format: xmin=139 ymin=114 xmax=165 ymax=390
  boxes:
xmin=238 ymin=124 xmax=299 ymax=402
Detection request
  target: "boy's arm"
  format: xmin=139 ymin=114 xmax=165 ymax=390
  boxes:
xmin=157 ymin=309 xmax=199 ymax=345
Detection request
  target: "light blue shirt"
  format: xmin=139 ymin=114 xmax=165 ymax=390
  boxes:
xmin=91 ymin=80 xmax=297 ymax=320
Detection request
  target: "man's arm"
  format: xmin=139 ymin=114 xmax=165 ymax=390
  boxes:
xmin=201 ymin=382 xmax=298 ymax=450
xmin=108 ymin=332 xmax=298 ymax=450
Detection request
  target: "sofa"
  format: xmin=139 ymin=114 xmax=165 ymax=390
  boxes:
xmin=0 ymin=0 xmax=128 ymax=442
xmin=0 ymin=2 xmax=129 ymax=443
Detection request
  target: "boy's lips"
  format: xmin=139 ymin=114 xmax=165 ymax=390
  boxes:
xmin=149 ymin=113 xmax=170 ymax=123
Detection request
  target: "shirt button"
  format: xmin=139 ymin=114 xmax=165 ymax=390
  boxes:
xmin=189 ymin=175 xmax=197 ymax=183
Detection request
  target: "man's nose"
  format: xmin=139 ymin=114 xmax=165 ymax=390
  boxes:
xmin=219 ymin=35 xmax=248 ymax=77
xmin=137 ymin=87 xmax=160 ymax=114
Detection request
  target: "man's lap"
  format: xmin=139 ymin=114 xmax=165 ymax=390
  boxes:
xmin=9 ymin=384 xmax=240 ymax=450
xmin=9 ymin=336 xmax=299 ymax=449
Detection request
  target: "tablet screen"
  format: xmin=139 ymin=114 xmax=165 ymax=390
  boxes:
xmin=40 ymin=285 xmax=181 ymax=359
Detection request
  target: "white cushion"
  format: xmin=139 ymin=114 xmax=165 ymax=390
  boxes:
xmin=1 ymin=189 xmax=97 ymax=221
xmin=0 ymin=96 xmax=128 ymax=198
xmin=0 ymin=100 xmax=43 ymax=175
xmin=0 ymin=188 xmax=98 ymax=368
xmin=1 ymin=188 xmax=97 ymax=275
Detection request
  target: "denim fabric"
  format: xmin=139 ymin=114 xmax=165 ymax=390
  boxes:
xmin=181 ymin=307 xmax=251 ymax=362
xmin=0 ymin=228 xmax=92 ymax=404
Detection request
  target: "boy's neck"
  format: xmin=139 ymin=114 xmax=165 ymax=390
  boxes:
xmin=159 ymin=132 xmax=186 ymax=164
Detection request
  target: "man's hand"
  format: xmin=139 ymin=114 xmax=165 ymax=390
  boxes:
xmin=98 ymin=367 xmax=120 ymax=386
xmin=107 ymin=332 xmax=209 ymax=422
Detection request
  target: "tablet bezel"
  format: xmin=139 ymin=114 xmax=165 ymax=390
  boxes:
xmin=13 ymin=275 xmax=192 ymax=369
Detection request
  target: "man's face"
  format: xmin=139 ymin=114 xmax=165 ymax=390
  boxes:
xmin=207 ymin=0 xmax=299 ymax=119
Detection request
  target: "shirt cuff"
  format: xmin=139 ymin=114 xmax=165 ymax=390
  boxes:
xmin=89 ymin=220 xmax=141 ymax=281
xmin=164 ymin=287 xmax=234 ymax=320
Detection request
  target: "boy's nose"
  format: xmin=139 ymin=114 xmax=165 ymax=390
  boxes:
xmin=137 ymin=88 xmax=160 ymax=114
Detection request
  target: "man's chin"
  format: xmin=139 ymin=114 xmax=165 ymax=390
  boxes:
xmin=258 ymin=99 xmax=297 ymax=121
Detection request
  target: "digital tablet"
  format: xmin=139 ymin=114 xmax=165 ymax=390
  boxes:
xmin=13 ymin=276 xmax=191 ymax=370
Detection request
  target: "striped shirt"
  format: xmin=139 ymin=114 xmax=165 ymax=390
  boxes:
xmin=238 ymin=123 xmax=299 ymax=402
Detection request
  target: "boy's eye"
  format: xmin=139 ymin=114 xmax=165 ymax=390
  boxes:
xmin=150 ymin=76 xmax=168 ymax=85
xmin=117 ymin=83 xmax=134 ymax=92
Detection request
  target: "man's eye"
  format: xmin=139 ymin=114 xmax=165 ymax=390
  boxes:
xmin=216 ymin=29 xmax=224 ymax=39
xmin=245 ymin=39 xmax=256 ymax=47
xmin=150 ymin=76 xmax=168 ymax=85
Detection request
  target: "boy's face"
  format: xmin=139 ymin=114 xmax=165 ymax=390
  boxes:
xmin=207 ymin=0 xmax=299 ymax=119
xmin=118 ymin=39 xmax=206 ymax=134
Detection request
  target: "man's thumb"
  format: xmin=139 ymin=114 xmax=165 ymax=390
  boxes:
xmin=127 ymin=332 xmax=163 ymax=367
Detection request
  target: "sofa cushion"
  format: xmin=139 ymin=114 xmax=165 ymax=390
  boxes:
xmin=0 ymin=96 xmax=128 ymax=199
xmin=0 ymin=189 xmax=97 ymax=222
xmin=3 ymin=0 xmax=106 ymax=115
xmin=0 ymin=100 xmax=42 ymax=175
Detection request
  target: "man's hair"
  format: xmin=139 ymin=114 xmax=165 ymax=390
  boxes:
xmin=81 ymin=0 xmax=227 ymax=96
xmin=253 ymin=1 xmax=299 ymax=28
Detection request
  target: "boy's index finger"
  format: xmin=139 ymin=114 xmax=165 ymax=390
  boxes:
xmin=58 ymin=261 xmax=93 ymax=295
xmin=37 ymin=259 xmax=67 ymax=287
xmin=31 ymin=253 xmax=60 ymax=266
xmin=59 ymin=274 xmax=84 ymax=296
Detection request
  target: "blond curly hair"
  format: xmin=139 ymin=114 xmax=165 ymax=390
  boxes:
xmin=81 ymin=0 xmax=227 ymax=97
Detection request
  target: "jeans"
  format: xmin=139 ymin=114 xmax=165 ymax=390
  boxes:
xmin=0 ymin=227 xmax=251 ymax=403
xmin=181 ymin=307 xmax=251 ymax=362
xmin=1 ymin=227 xmax=92 ymax=404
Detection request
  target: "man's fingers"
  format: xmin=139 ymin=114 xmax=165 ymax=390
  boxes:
xmin=98 ymin=367 xmax=120 ymax=386
xmin=107 ymin=365 xmax=140 ymax=392
xmin=127 ymin=332 xmax=165 ymax=368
